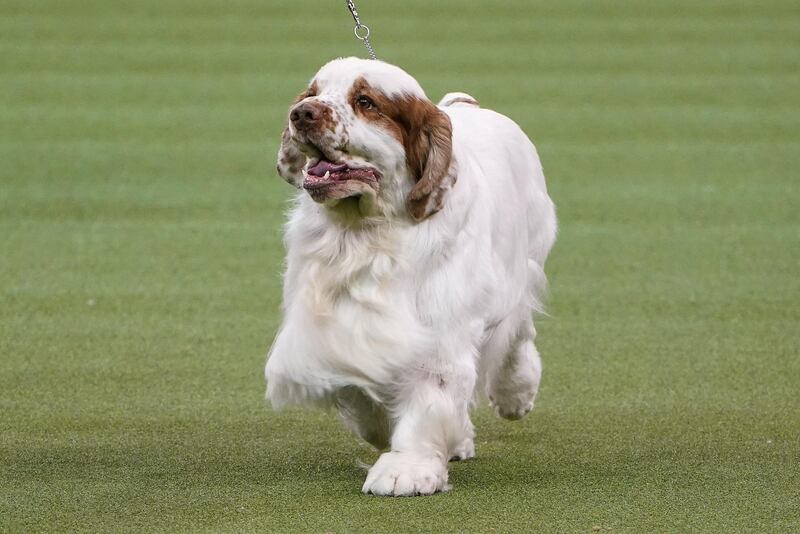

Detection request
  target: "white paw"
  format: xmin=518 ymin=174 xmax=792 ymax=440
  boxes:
xmin=450 ymin=438 xmax=475 ymax=461
xmin=489 ymin=393 xmax=534 ymax=421
xmin=488 ymin=339 xmax=541 ymax=421
xmin=362 ymin=452 xmax=449 ymax=496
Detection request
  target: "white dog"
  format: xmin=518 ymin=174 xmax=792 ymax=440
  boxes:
xmin=265 ymin=58 xmax=556 ymax=496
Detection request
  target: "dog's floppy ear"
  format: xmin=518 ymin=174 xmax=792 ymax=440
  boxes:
xmin=404 ymin=100 xmax=456 ymax=222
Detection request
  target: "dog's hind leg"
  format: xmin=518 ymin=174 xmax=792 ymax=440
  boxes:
xmin=486 ymin=319 xmax=542 ymax=421
xmin=449 ymin=419 xmax=476 ymax=461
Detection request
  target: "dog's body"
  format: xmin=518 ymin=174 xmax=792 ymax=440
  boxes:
xmin=266 ymin=58 xmax=556 ymax=495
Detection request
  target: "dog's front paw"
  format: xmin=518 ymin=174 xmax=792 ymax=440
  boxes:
xmin=362 ymin=452 xmax=448 ymax=496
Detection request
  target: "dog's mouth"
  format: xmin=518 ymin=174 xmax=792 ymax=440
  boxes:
xmin=303 ymin=158 xmax=380 ymax=202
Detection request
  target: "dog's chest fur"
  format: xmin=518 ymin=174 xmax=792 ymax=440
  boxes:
xmin=282 ymin=209 xmax=429 ymax=384
xmin=294 ymin=221 xmax=402 ymax=313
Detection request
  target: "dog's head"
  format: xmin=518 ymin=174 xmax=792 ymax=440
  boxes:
xmin=276 ymin=58 xmax=455 ymax=221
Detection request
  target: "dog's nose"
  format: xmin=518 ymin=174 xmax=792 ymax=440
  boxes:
xmin=290 ymin=101 xmax=323 ymax=130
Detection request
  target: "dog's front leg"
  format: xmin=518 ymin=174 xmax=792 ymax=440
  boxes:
xmin=362 ymin=362 xmax=475 ymax=496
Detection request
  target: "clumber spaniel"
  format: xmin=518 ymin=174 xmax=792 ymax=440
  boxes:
xmin=265 ymin=58 xmax=557 ymax=496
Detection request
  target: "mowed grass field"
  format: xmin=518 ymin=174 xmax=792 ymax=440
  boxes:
xmin=2 ymin=0 xmax=799 ymax=531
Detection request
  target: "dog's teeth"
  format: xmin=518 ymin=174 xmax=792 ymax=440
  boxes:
xmin=324 ymin=171 xmax=330 ymax=180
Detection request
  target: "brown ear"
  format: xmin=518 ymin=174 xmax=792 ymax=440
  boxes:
xmin=404 ymin=103 xmax=455 ymax=221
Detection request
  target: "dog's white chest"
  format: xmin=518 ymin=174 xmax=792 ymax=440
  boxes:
xmin=300 ymin=250 xmax=395 ymax=317
xmin=280 ymin=226 xmax=429 ymax=385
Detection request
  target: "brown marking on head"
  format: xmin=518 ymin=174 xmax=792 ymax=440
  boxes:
xmin=347 ymin=77 xmax=405 ymax=144
xmin=348 ymin=77 xmax=455 ymax=221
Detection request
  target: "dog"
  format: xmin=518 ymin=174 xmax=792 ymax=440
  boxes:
xmin=265 ymin=57 xmax=557 ymax=496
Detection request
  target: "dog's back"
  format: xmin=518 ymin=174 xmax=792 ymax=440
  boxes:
xmin=440 ymin=94 xmax=556 ymax=294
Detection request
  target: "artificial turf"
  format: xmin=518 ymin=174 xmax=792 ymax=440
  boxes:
xmin=1 ymin=0 xmax=798 ymax=531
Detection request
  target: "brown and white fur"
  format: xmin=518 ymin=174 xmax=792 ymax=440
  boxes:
xmin=266 ymin=57 xmax=557 ymax=496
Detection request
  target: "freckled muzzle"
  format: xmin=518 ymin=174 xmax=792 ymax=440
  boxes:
xmin=287 ymin=98 xmax=379 ymax=203
xmin=289 ymin=101 xmax=330 ymax=132
xmin=288 ymin=99 xmax=345 ymax=163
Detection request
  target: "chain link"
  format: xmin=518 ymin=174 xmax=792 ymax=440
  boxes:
xmin=346 ymin=0 xmax=377 ymax=60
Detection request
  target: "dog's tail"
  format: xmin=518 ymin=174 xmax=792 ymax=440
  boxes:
xmin=438 ymin=92 xmax=480 ymax=108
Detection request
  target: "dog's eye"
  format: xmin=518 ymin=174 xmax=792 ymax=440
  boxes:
xmin=356 ymin=95 xmax=375 ymax=110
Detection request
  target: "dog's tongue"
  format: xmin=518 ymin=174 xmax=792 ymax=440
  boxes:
xmin=308 ymin=159 xmax=348 ymax=177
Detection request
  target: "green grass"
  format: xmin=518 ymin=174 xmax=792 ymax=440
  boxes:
xmin=1 ymin=0 xmax=799 ymax=531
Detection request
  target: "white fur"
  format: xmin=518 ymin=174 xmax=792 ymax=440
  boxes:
xmin=314 ymin=57 xmax=426 ymax=99
xmin=266 ymin=58 xmax=557 ymax=496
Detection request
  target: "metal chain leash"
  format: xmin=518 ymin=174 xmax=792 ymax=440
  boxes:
xmin=346 ymin=0 xmax=377 ymax=60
